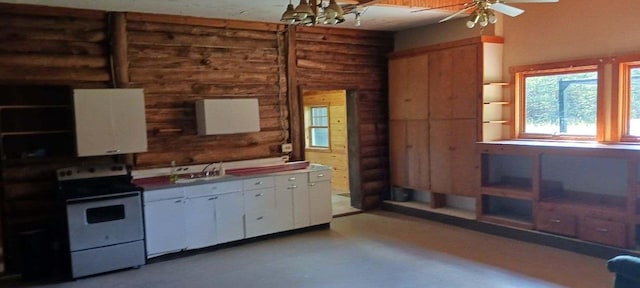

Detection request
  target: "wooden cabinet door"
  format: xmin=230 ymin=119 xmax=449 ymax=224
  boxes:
xmin=430 ymin=119 xmax=478 ymax=197
xmin=389 ymin=120 xmax=408 ymax=187
xmin=389 ymin=54 xmax=429 ymax=120
xmin=406 ymin=120 xmax=430 ymax=191
xmin=429 ymin=45 xmax=479 ymax=120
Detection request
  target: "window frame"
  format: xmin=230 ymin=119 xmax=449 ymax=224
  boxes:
xmin=615 ymin=55 xmax=640 ymax=142
xmin=307 ymin=105 xmax=330 ymax=149
xmin=512 ymin=59 xmax=606 ymax=141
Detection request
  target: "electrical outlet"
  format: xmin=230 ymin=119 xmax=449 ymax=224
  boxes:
xmin=281 ymin=143 xmax=293 ymax=153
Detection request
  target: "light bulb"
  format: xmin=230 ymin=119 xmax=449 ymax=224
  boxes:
xmin=488 ymin=11 xmax=497 ymax=24
xmin=355 ymin=13 xmax=361 ymax=27
xmin=479 ymin=14 xmax=489 ymax=27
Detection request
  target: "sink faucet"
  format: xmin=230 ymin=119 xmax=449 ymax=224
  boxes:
xmin=201 ymin=162 xmax=224 ymax=177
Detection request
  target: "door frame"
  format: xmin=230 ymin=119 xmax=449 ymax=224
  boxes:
xmin=292 ymin=86 xmax=363 ymax=210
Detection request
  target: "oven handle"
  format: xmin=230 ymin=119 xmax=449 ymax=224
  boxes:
xmin=66 ymin=191 xmax=141 ymax=204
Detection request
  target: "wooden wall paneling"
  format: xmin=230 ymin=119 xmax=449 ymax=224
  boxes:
xmin=126 ymin=15 xmax=288 ymax=168
xmin=293 ymin=26 xmax=392 ymax=210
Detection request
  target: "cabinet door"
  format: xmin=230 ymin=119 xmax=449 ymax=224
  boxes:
xmin=388 ymin=54 xmax=429 ymax=120
xmin=406 ymin=120 xmax=430 ymax=191
xmin=144 ymin=198 xmax=186 ymax=257
xmin=430 ymin=119 xmax=478 ymax=197
xmin=73 ymin=91 xmax=116 ymax=156
xmin=185 ymin=195 xmax=217 ymax=250
xmin=429 ymin=45 xmax=479 ymax=120
xmin=74 ymin=89 xmax=147 ymax=156
xmin=216 ymin=192 xmax=245 ymax=244
xmin=309 ymin=180 xmax=332 ymax=225
xmin=275 ymin=187 xmax=294 ymax=232
xmin=292 ymin=185 xmax=310 ymax=229
xmin=389 ymin=120 xmax=408 ymax=187
xmin=110 ymin=91 xmax=148 ymax=154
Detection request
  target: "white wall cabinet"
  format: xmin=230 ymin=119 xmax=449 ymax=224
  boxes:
xmin=73 ymin=88 xmax=148 ymax=156
xmin=143 ymin=166 xmax=331 ymax=259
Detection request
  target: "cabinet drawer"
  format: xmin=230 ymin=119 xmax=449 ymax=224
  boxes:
xmin=579 ymin=217 xmax=627 ymax=248
xmin=309 ymin=170 xmax=331 ymax=182
xmin=243 ymin=176 xmax=275 ymax=191
xmin=276 ymin=173 xmax=308 ymax=187
xmin=185 ymin=181 xmax=242 ymax=198
xmin=243 ymin=188 xmax=276 ymax=213
xmin=144 ymin=187 xmax=184 ymax=202
xmin=536 ymin=210 xmax=576 ymax=237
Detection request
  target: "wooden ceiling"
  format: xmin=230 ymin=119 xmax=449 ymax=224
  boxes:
xmin=378 ymin=0 xmax=465 ymax=11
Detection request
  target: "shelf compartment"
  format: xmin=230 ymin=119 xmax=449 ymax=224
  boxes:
xmin=540 ymin=190 xmax=627 ymax=212
xmin=480 ymin=194 xmax=533 ymax=228
xmin=481 ymin=154 xmax=533 ymax=193
xmin=0 ymin=85 xmax=70 ymax=106
xmin=480 ymin=187 xmax=532 ymax=200
xmin=2 ymin=133 xmax=75 ymax=160
xmin=1 ymin=107 xmax=72 ymax=133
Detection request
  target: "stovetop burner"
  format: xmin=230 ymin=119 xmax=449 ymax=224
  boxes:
xmin=57 ymin=164 xmax=142 ymax=200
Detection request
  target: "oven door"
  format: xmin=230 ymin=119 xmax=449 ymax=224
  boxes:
xmin=66 ymin=191 xmax=143 ymax=251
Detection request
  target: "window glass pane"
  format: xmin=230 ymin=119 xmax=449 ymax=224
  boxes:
xmin=524 ymin=71 xmax=597 ymax=135
xmin=311 ymin=127 xmax=329 ymax=147
xmin=311 ymin=107 xmax=328 ymax=126
xmin=629 ymin=67 xmax=640 ymax=136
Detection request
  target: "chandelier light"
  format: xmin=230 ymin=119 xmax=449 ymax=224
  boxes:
xmin=280 ymin=0 xmax=351 ymax=26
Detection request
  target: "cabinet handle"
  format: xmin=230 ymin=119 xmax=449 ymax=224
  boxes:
xmin=255 ymin=193 xmax=264 ymax=197
xmin=287 ymin=185 xmax=297 ymax=189
xmin=175 ymin=199 xmax=182 ymax=204
xmin=596 ymin=228 xmax=609 ymax=233
xmin=256 ymin=216 xmax=263 ymax=220
xmin=208 ymin=197 xmax=218 ymax=201
xmin=309 ymin=183 xmax=316 ymax=187
xmin=211 ymin=186 xmax=217 ymax=190
xmin=288 ymin=177 xmax=296 ymax=181
xmin=317 ymin=174 xmax=324 ymax=177
xmin=255 ymin=181 xmax=263 ymax=185
xmin=549 ymin=219 xmax=561 ymax=223
xmin=106 ymin=149 xmax=121 ymax=154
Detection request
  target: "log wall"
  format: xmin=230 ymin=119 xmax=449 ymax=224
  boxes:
xmin=293 ymin=27 xmax=393 ymax=209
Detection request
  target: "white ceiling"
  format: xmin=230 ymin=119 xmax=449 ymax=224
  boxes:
xmin=0 ymin=0 xmax=458 ymax=31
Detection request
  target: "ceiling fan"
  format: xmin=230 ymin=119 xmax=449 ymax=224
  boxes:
xmin=414 ymin=0 xmax=559 ymax=28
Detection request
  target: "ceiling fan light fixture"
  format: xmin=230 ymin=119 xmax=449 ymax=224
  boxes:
xmin=479 ymin=12 xmax=489 ymax=27
xmin=466 ymin=11 xmax=480 ymax=28
xmin=487 ymin=9 xmax=497 ymax=24
xmin=294 ymin=0 xmax=314 ymax=20
xmin=280 ymin=3 xmax=297 ymax=24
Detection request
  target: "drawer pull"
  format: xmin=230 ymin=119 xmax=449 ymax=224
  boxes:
xmin=549 ymin=219 xmax=561 ymax=223
xmin=317 ymin=174 xmax=324 ymax=177
xmin=287 ymin=185 xmax=297 ymax=189
xmin=256 ymin=216 xmax=263 ymax=220
xmin=208 ymin=197 xmax=218 ymax=201
xmin=596 ymin=228 xmax=609 ymax=233
xmin=309 ymin=183 xmax=316 ymax=187
xmin=175 ymin=199 xmax=182 ymax=204
xmin=255 ymin=193 xmax=264 ymax=197
xmin=288 ymin=177 xmax=296 ymax=181
xmin=211 ymin=186 xmax=217 ymax=190
xmin=255 ymin=181 xmax=263 ymax=185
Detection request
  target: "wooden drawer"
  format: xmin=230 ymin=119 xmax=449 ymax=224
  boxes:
xmin=243 ymin=188 xmax=276 ymax=213
xmin=579 ymin=217 xmax=627 ymax=248
xmin=309 ymin=169 xmax=331 ymax=182
xmin=243 ymin=176 xmax=275 ymax=191
xmin=275 ymin=173 xmax=308 ymax=187
xmin=536 ymin=210 xmax=576 ymax=237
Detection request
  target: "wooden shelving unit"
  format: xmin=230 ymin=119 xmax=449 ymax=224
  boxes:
xmin=479 ymin=141 xmax=640 ymax=249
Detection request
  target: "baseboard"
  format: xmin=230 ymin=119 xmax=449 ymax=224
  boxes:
xmin=381 ymin=201 xmax=640 ymax=260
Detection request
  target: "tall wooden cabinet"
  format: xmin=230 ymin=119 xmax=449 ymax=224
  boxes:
xmin=388 ymin=36 xmax=504 ymax=209
xmin=388 ymin=53 xmax=430 ymax=191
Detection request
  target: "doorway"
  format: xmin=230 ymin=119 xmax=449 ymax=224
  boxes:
xmin=301 ymin=90 xmax=360 ymax=216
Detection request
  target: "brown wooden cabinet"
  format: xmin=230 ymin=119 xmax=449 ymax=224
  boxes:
xmin=388 ymin=54 xmax=429 ymax=121
xmin=389 ymin=120 xmax=429 ymax=191
xmin=479 ymin=140 xmax=640 ymax=249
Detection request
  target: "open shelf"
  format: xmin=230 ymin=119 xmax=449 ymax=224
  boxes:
xmin=481 ymin=194 xmax=533 ymax=228
xmin=385 ymin=200 xmax=476 ymax=220
xmin=540 ymin=190 xmax=626 ymax=211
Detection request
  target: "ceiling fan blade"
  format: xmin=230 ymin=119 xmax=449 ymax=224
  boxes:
xmin=411 ymin=2 xmax=469 ymax=13
xmin=439 ymin=6 xmax=475 ymax=23
xmin=502 ymin=0 xmax=558 ymax=3
xmin=490 ymin=3 xmax=524 ymax=17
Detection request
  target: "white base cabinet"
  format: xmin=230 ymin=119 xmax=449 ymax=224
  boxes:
xmin=143 ymin=166 xmax=332 ymax=259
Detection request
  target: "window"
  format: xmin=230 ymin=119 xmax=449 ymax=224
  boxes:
xmin=309 ymin=106 xmax=329 ymax=148
xmin=514 ymin=62 xmax=602 ymax=140
xmin=620 ymin=60 xmax=640 ymax=140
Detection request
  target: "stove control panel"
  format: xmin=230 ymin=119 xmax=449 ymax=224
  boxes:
xmin=57 ymin=164 xmax=128 ymax=181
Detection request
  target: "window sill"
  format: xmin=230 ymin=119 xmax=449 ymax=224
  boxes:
xmin=478 ymin=139 xmax=640 ymax=153
xmin=305 ymin=147 xmax=332 ymax=153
